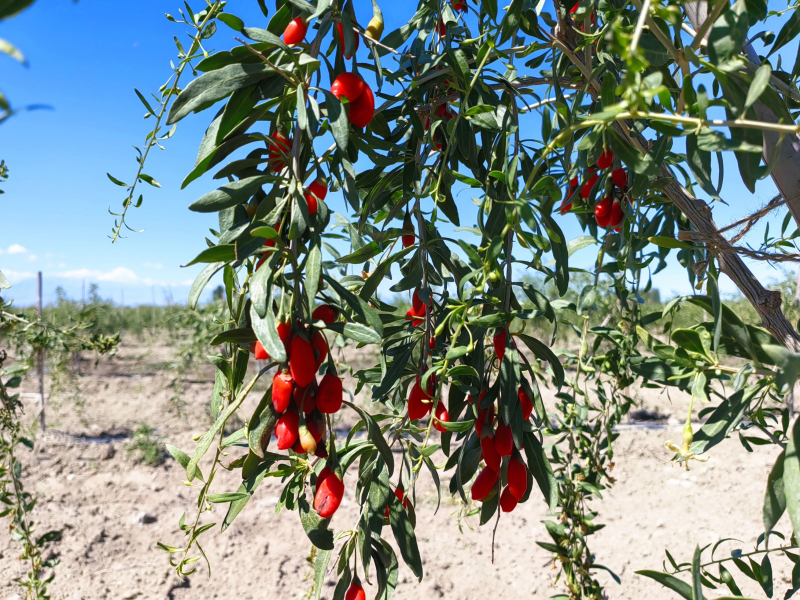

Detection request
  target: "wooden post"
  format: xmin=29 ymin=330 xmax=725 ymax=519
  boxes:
xmin=37 ymin=272 xmax=45 ymax=432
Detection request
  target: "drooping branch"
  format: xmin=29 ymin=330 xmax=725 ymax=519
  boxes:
xmin=685 ymin=1 xmax=800 ymax=232
xmin=549 ymin=2 xmax=800 ymax=351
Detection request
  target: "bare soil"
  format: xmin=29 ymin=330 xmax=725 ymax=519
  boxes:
xmin=0 ymin=340 xmax=791 ymax=600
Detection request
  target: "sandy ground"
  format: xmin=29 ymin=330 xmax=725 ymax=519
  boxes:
xmin=0 ymin=339 xmax=791 ymax=600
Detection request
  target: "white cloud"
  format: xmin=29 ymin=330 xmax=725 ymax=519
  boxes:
xmin=59 ymin=267 xmax=141 ymax=284
xmin=27 ymin=254 xmax=37 ymax=261
xmin=7 ymin=244 xmax=27 ymax=254
xmin=56 ymin=267 xmax=192 ymax=288
xmin=1 ymin=270 xmax=35 ymax=283
xmin=58 ymin=263 xmax=66 ymax=268
xmin=143 ymin=262 xmax=163 ymax=270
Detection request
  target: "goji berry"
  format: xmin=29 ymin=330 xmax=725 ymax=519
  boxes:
xmin=275 ymin=409 xmax=299 ymax=450
xmin=316 ymin=373 xmax=343 ymax=414
xmin=500 ymin=486 xmax=518 ymax=513
xmin=272 ymin=369 xmax=293 ymax=413
xmin=290 ymin=335 xmax=316 ymax=387
xmin=471 ymin=467 xmax=498 ymax=501
xmin=494 ymin=422 xmax=513 ymax=456
xmin=314 ymin=470 xmax=344 ymax=518
xmin=507 ymin=454 xmax=528 ymax=500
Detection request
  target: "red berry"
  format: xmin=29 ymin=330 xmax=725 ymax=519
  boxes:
xmin=345 ymin=582 xmax=366 ymax=600
xmin=254 ymin=340 xmax=270 ymax=360
xmin=580 ymin=170 xmax=599 ymax=199
xmin=276 ymin=321 xmax=292 ymax=356
xmin=597 ymin=148 xmax=614 ymax=169
xmin=609 ymin=200 xmax=624 ymax=229
xmin=293 ymin=384 xmax=316 ymax=413
xmin=507 ymin=455 xmax=528 ymax=500
xmin=429 ymin=336 xmax=436 ymax=350
xmin=316 ymin=373 xmax=343 ymax=414
xmin=304 ymin=178 xmax=328 ymax=215
xmin=595 ymin=196 xmax=612 ymax=228
xmin=315 ymin=466 xmax=332 ymax=492
xmin=272 ymin=369 xmax=293 ymax=413
xmin=412 ymin=288 xmax=424 ymax=313
xmin=283 ymin=16 xmax=308 ymax=46
xmin=298 ymin=421 xmax=317 ymax=454
xmin=480 ymin=434 xmax=501 ymax=471
xmin=275 ymin=409 xmax=300 ymax=450
xmin=518 ymin=385 xmax=533 ymax=421
xmin=493 ymin=328 xmax=507 ymax=361
xmin=331 ymin=72 xmax=365 ymax=102
xmin=402 ymin=215 xmax=415 ymax=247
xmin=611 ymin=168 xmax=627 ymax=188
xmin=437 ymin=17 xmax=446 ymax=36
xmin=475 ymin=403 xmax=494 ymax=437
xmin=314 ymin=470 xmax=344 ymax=518
xmin=336 ymin=22 xmax=360 ymax=58
xmin=405 ymin=306 xmax=424 ymax=327
xmin=570 ymin=176 xmax=579 ymax=188
xmin=348 ymin=83 xmax=375 ymax=128
xmin=408 ymin=379 xmax=432 ymax=421
xmin=312 ymin=330 xmax=328 ymax=369
xmin=559 ymin=200 xmax=572 ymax=215
xmin=433 ymin=400 xmax=450 ymax=432
xmin=385 ymin=485 xmax=409 ymax=517
xmin=312 ymin=305 xmax=337 ymax=324
xmin=494 ymin=422 xmax=513 ymax=456
xmin=290 ymin=335 xmax=316 ymax=387
xmin=452 ymin=0 xmax=467 ymax=11
xmin=471 ymin=467 xmax=498 ymax=501
xmin=500 ymin=486 xmax=518 ymax=513
xmin=268 ymin=132 xmax=291 ymax=172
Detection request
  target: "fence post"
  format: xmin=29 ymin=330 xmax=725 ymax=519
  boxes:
xmin=37 ymin=271 xmax=45 ymax=432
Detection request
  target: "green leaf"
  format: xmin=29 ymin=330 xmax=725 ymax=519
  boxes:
xmin=189 ymin=262 xmax=224 ymax=310
xmin=166 ymin=444 xmax=204 ymax=482
xmin=189 ymin=176 xmax=270 ymax=213
xmin=313 ymin=547 xmax=333 ymax=600
xmin=567 ymin=235 xmax=596 ymax=256
xmin=523 ymin=431 xmax=558 ymax=511
xmin=707 ymin=0 xmax=749 ymax=65
xmin=337 ymin=241 xmax=382 ymax=264
xmin=183 ymin=244 xmax=236 ymax=266
xmin=517 ymin=334 xmax=564 ymax=389
xmin=250 ymin=300 xmax=287 ymax=363
xmin=783 ymin=417 xmax=800 ymax=539
xmin=323 ymin=274 xmax=383 ymax=336
xmin=298 ymin=495 xmax=335 ymax=550
xmin=319 ymin=89 xmax=348 ymax=151
xmin=107 ymin=173 xmax=129 ymax=187
xmin=217 ymin=13 xmax=245 ymax=31
xmin=769 ymin=6 xmax=800 ymax=56
xmin=209 ymin=328 xmax=256 ymax=345
xmin=207 ymin=492 xmax=249 ymax=503
xmin=389 ymin=496 xmax=423 ymax=580
xmin=167 ymin=63 xmax=274 ymax=125
xmin=692 ymin=546 xmax=704 ymax=600
xmin=763 ymin=450 xmax=786 ymax=535
xmin=649 ymin=236 xmax=691 ymax=249
xmin=744 ymin=63 xmax=772 ymax=111
xmin=326 ymin=321 xmax=381 ymax=344
xmin=635 ymin=571 xmax=696 ymax=600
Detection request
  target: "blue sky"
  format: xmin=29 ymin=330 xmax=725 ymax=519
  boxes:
xmin=0 ymin=0 xmax=797 ymax=307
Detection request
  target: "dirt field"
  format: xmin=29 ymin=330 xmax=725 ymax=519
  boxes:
xmin=0 ymin=339 xmax=791 ymax=600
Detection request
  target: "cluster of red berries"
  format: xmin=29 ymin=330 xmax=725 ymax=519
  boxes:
xmin=561 ymin=149 xmax=629 ymax=231
xmin=469 ymin=328 xmax=535 ymax=512
xmin=282 ymin=16 xmax=376 ymax=130
xmin=331 ymin=72 xmax=375 ymax=129
xmin=250 ymin=305 xmax=346 ymax=518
